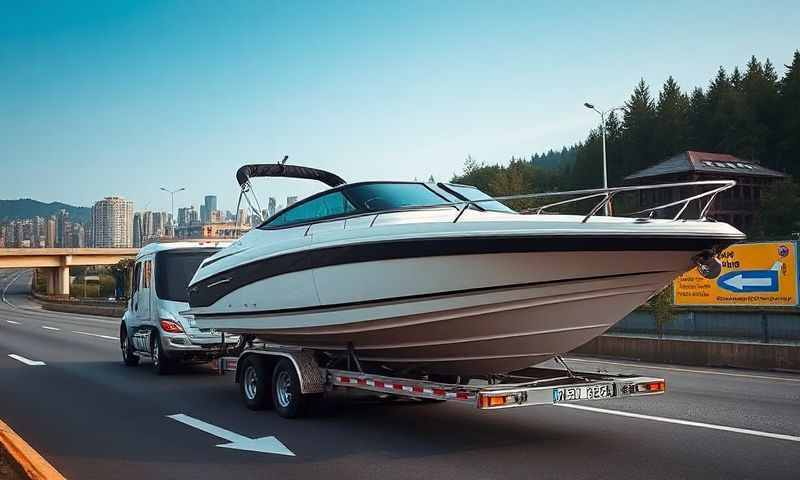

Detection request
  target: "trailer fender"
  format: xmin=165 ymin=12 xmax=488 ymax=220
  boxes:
xmin=236 ymin=349 xmax=325 ymax=395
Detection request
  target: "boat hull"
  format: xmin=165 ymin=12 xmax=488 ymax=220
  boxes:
xmin=192 ymin=249 xmax=694 ymax=374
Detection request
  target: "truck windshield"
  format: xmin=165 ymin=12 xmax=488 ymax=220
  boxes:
xmin=155 ymin=250 xmax=218 ymax=302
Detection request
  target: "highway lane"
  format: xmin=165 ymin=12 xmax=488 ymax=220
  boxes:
xmin=1 ymin=268 xmax=799 ymax=479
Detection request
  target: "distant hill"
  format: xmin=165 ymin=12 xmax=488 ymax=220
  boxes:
xmin=0 ymin=199 xmax=91 ymax=224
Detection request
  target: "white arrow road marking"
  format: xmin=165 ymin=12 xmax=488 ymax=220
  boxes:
xmin=41 ymin=325 xmax=60 ymax=331
xmin=5 ymin=320 xmax=21 ymax=325
xmin=722 ymin=274 xmax=773 ymax=291
xmin=8 ymin=354 xmax=46 ymax=366
xmin=557 ymin=404 xmax=800 ymax=443
xmin=167 ymin=414 xmax=295 ymax=456
xmin=71 ymin=331 xmax=118 ymax=341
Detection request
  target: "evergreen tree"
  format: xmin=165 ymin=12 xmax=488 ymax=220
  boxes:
xmin=654 ymin=76 xmax=690 ymax=159
xmin=704 ymin=67 xmax=738 ymax=152
xmin=620 ymin=79 xmax=657 ymax=183
xmin=778 ymin=51 xmax=800 ymax=177
xmin=687 ymin=87 xmax=707 ymax=149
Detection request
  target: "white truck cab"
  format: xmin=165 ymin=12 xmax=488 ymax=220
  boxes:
xmin=120 ymin=241 xmax=239 ymax=374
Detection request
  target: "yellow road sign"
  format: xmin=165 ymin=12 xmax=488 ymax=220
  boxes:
xmin=674 ymin=241 xmax=798 ymax=306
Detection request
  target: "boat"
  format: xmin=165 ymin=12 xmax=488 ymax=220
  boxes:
xmin=186 ymin=162 xmax=745 ymax=376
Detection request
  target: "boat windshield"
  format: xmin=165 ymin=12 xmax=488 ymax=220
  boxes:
xmin=440 ymin=183 xmax=516 ymax=213
xmin=155 ymin=250 xmax=219 ymax=302
xmin=344 ymin=183 xmax=452 ymax=212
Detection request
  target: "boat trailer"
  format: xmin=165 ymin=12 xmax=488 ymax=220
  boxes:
xmin=217 ymin=346 xmax=665 ymax=417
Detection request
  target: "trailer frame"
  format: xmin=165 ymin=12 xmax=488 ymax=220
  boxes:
xmin=218 ymin=345 xmax=665 ymax=417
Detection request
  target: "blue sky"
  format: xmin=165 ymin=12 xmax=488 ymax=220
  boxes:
xmin=1 ymin=1 xmax=798 ymax=213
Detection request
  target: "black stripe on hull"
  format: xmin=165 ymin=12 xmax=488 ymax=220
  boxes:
xmin=189 ymin=234 xmax=736 ymax=308
xmin=192 ymin=269 xmax=673 ymax=319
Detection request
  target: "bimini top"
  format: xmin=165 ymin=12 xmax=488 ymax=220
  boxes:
xmin=236 ymin=164 xmax=347 ymax=188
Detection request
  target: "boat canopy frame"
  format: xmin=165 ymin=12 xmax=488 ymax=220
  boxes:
xmin=233 ymin=162 xmax=347 ymax=232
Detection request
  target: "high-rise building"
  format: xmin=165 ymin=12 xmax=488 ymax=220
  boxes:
xmin=13 ymin=221 xmax=25 ymax=248
xmin=287 ymin=196 xmax=298 ymax=206
xmin=177 ymin=206 xmax=196 ymax=227
xmin=70 ymin=224 xmax=86 ymax=248
xmin=153 ymin=212 xmax=164 ymax=237
xmin=132 ymin=212 xmax=143 ymax=248
xmin=209 ymin=209 xmax=222 ymax=223
xmin=91 ymin=196 xmax=134 ymax=247
xmin=189 ymin=207 xmax=199 ymax=224
xmin=45 ymin=217 xmax=56 ymax=248
xmin=0 ymin=224 xmax=6 ymax=248
xmin=142 ymin=211 xmax=154 ymax=239
xmin=31 ymin=216 xmax=42 ymax=248
xmin=55 ymin=210 xmax=70 ymax=248
xmin=268 ymin=197 xmax=277 ymax=217
xmin=204 ymin=195 xmax=217 ymax=217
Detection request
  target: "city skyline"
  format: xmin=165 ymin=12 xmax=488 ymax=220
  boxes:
xmin=2 ymin=2 xmax=798 ymax=212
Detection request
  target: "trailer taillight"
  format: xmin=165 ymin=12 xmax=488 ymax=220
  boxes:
xmin=478 ymin=393 xmax=526 ymax=409
xmin=634 ymin=380 xmax=665 ymax=394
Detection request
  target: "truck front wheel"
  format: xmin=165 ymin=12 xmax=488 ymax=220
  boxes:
xmin=151 ymin=332 xmax=171 ymax=375
xmin=120 ymin=327 xmax=139 ymax=367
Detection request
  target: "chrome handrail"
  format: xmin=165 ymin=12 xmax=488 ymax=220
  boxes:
xmin=243 ymin=179 xmax=736 ymax=229
xmin=452 ymin=180 xmax=735 ymax=223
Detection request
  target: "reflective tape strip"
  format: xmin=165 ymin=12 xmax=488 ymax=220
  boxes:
xmin=335 ymin=375 xmax=473 ymax=400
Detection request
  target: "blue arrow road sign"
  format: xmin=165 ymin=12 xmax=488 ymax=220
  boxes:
xmin=717 ymin=269 xmax=779 ymax=293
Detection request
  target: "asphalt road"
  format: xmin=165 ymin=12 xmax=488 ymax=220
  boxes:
xmin=1 ymin=268 xmax=799 ymax=479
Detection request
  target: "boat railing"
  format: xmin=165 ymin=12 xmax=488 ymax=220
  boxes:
xmin=456 ymin=179 xmax=736 ymax=224
xmin=241 ymin=179 xmax=735 ymax=228
xmin=439 ymin=179 xmax=734 ymax=224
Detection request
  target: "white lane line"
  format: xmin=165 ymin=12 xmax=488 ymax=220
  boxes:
xmin=557 ymin=403 xmax=800 ymax=443
xmin=41 ymin=325 xmax=60 ymax=331
xmin=7 ymin=354 xmax=46 ymax=366
xmin=564 ymin=357 xmax=800 ymax=383
xmin=6 ymin=320 xmax=21 ymax=325
xmin=71 ymin=330 xmax=118 ymax=341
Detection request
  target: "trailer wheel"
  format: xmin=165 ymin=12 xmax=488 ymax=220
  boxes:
xmin=272 ymin=358 xmax=318 ymax=418
xmin=240 ymin=356 xmax=273 ymax=410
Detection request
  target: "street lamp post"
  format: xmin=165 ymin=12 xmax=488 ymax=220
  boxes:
xmin=160 ymin=187 xmax=185 ymax=236
xmin=584 ymin=102 xmax=625 ymax=215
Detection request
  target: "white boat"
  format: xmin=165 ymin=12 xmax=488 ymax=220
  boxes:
xmin=186 ymin=163 xmax=744 ymax=375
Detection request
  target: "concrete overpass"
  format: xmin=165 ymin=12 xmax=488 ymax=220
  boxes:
xmin=0 ymin=248 xmax=138 ymax=295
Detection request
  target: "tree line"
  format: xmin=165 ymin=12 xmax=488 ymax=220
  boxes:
xmin=452 ymin=49 xmax=800 ymax=237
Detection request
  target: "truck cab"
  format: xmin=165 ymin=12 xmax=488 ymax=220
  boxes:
xmin=120 ymin=241 xmax=239 ymax=374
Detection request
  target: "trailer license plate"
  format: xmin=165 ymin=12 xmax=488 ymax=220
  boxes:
xmin=553 ymin=383 xmax=615 ymax=403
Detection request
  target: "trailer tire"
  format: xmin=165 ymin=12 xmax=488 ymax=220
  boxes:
xmin=272 ymin=358 xmax=318 ymax=418
xmin=240 ymin=356 xmax=272 ymax=411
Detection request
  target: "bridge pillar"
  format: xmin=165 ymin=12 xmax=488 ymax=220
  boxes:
xmin=56 ymin=266 xmax=70 ymax=296
xmin=45 ymin=268 xmax=57 ymax=295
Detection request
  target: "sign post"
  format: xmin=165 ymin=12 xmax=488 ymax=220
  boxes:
xmin=674 ymin=241 xmax=798 ymax=307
